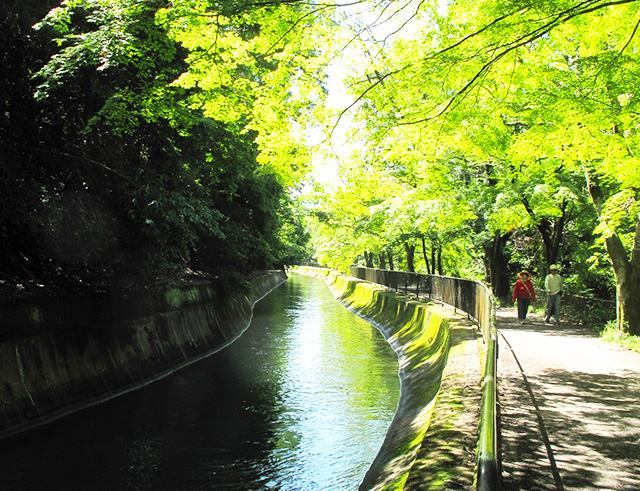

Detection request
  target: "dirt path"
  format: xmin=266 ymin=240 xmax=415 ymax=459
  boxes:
xmin=497 ymin=308 xmax=640 ymax=490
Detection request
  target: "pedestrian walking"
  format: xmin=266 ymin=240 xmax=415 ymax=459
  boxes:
xmin=544 ymin=264 xmax=563 ymax=325
xmin=512 ymin=270 xmax=536 ymax=324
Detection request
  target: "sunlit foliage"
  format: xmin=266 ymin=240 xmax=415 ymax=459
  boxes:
xmin=308 ymin=0 xmax=640 ymax=333
xmin=2 ymin=0 xmax=639 ymax=332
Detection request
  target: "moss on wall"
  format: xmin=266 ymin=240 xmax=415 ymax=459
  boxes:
xmin=0 ymin=271 xmax=286 ymax=439
xmin=295 ymin=266 xmax=480 ymax=490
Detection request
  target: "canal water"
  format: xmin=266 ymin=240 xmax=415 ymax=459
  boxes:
xmin=1 ymin=273 xmax=400 ymax=490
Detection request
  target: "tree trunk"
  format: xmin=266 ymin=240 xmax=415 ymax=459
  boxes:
xmin=585 ymin=169 xmax=640 ymax=334
xmin=387 ymin=249 xmax=395 ymax=271
xmin=378 ymin=251 xmax=386 ymax=270
xmin=521 ymin=197 xmax=568 ymax=267
xmin=404 ymin=242 xmax=416 ymax=272
xmin=484 ymin=233 xmax=511 ymax=299
xmin=421 ymin=235 xmax=431 ymax=274
xmin=364 ymin=251 xmax=373 ymax=268
xmin=604 ymin=223 xmax=640 ymax=334
xmin=437 ymin=244 xmax=443 ymax=275
xmin=431 ymin=243 xmax=437 ymax=275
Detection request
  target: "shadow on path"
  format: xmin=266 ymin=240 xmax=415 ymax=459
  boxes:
xmin=497 ymin=308 xmax=640 ymax=490
xmin=497 ymin=309 xmax=595 ymax=338
xmin=534 ymin=368 xmax=640 ymax=489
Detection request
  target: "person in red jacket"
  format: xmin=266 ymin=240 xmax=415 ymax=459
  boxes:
xmin=512 ymin=270 xmax=537 ymax=324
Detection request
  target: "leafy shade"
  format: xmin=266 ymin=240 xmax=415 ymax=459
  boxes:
xmin=1 ymin=0 xmax=326 ymax=292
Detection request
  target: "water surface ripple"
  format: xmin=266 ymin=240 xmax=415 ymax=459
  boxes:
xmin=1 ymin=273 xmax=400 ymax=490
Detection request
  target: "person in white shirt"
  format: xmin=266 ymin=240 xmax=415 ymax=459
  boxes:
xmin=544 ymin=264 xmax=563 ymax=325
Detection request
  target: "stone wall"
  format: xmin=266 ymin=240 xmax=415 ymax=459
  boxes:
xmin=0 ymin=271 xmax=287 ymax=439
xmin=295 ymin=266 xmax=481 ymax=490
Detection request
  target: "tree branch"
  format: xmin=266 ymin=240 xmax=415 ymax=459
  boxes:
xmin=632 ymin=211 xmax=640 ymax=268
xmin=619 ymin=16 xmax=640 ymax=54
xmin=327 ymin=65 xmax=408 ymax=139
xmin=396 ymin=0 xmax=640 ymax=124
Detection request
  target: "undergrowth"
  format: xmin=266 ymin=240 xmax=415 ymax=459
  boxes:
xmin=599 ymin=321 xmax=640 ymax=353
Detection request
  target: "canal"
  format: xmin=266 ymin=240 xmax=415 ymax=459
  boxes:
xmin=0 ymin=273 xmax=400 ymax=490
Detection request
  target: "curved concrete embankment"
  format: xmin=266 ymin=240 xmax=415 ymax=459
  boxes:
xmin=0 ymin=271 xmax=286 ymax=439
xmin=296 ymin=266 xmax=482 ymax=490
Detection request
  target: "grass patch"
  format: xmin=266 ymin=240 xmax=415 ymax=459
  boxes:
xmin=600 ymin=321 xmax=640 ymax=353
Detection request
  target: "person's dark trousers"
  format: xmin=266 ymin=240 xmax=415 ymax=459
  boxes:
xmin=546 ymin=294 xmax=561 ymax=323
xmin=517 ymin=297 xmax=530 ymax=321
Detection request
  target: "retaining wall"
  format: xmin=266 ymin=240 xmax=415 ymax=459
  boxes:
xmin=295 ymin=266 xmax=481 ymax=490
xmin=0 ymin=271 xmax=287 ymax=439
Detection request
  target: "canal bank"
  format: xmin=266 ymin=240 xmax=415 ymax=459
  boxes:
xmin=0 ymin=271 xmax=286 ymax=439
xmin=295 ymin=266 xmax=483 ymax=490
xmin=1 ymin=271 xmax=400 ymax=491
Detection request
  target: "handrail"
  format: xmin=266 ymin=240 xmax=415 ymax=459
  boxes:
xmin=349 ymin=267 xmax=499 ymax=490
xmin=476 ymin=281 xmax=499 ymax=491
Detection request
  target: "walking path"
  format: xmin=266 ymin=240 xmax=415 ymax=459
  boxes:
xmin=497 ymin=308 xmax=640 ymax=490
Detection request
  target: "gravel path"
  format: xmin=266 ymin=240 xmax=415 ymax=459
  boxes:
xmin=497 ymin=308 xmax=640 ymax=490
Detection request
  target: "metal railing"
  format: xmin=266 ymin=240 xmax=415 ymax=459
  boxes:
xmin=540 ymin=292 xmax=615 ymax=327
xmin=350 ymin=267 xmax=499 ymax=490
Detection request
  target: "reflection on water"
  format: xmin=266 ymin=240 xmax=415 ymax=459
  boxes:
xmin=0 ymin=273 xmax=399 ymax=490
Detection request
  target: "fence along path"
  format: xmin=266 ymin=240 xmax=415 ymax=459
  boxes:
xmin=349 ymin=267 xmax=498 ymax=491
xmin=349 ymin=267 xmax=640 ymax=490
xmin=496 ymin=307 xmax=640 ymax=490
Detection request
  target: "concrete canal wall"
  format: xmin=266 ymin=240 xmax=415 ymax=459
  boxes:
xmin=0 ymin=271 xmax=287 ymax=439
xmin=295 ymin=266 xmax=482 ymax=490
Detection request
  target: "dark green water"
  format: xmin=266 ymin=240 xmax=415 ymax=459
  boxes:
xmin=0 ymin=273 xmax=399 ymax=490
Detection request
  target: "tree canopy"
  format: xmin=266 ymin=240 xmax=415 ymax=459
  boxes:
xmin=1 ymin=0 xmax=333 ymax=291
xmin=1 ymin=0 xmax=638 ymax=333
xmin=305 ymin=0 xmax=640 ymax=333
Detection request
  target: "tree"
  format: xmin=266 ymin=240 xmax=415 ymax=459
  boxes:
xmin=2 ymin=0 xmax=333 ymax=291
xmin=334 ymin=0 xmax=640 ymax=332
